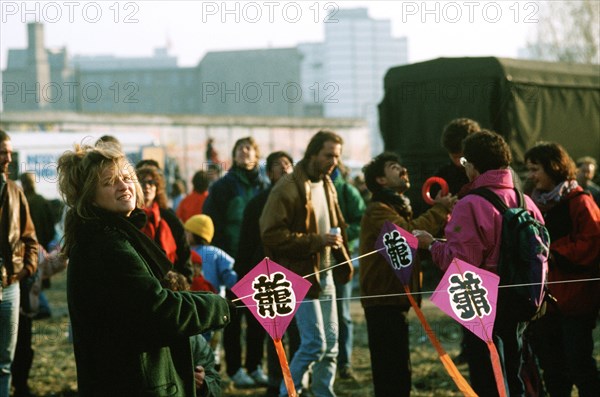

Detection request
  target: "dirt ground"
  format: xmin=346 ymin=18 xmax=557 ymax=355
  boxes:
xmin=27 ymin=271 xmax=599 ymax=397
xmin=218 ymin=297 xmax=467 ymax=397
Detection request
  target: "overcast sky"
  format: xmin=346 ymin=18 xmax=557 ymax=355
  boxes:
xmin=1 ymin=0 xmax=545 ymax=70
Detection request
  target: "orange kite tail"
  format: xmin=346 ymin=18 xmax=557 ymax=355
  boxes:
xmin=273 ymin=338 xmax=297 ymax=397
xmin=404 ymin=285 xmax=477 ymax=397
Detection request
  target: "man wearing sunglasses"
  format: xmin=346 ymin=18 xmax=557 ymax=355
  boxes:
xmin=358 ymin=152 xmax=455 ymax=397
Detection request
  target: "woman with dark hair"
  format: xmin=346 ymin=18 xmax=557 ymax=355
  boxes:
xmin=57 ymin=144 xmax=229 ymax=396
xmin=137 ymin=165 xmax=193 ymax=280
xmin=415 ymin=130 xmax=545 ymax=396
xmin=525 ymin=142 xmax=600 ymax=396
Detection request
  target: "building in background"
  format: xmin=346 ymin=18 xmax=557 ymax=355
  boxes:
xmin=198 ymin=48 xmax=304 ymax=117
xmin=70 ymin=48 xmax=178 ymax=71
xmin=316 ymin=8 xmax=408 ymax=153
xmin=2 ymin=9 xmax=408 ymax=155
xmin=3 ymin=23 xmax=54 ymax=111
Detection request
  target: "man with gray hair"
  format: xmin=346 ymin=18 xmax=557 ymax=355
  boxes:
xmin=576 ymin=156 xmax=600 ymax=206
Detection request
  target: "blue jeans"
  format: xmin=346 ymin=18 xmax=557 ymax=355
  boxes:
xmin=281 ymin=293 xmax=338 ymax=397
xmin=0 ymin=283 xmax=20 ymax=397
xmin=335 ymin=281 xmax=353 ymax=369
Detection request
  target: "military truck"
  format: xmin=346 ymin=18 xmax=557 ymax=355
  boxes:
xmin=378 ymin=57 xmax=600 ymax=215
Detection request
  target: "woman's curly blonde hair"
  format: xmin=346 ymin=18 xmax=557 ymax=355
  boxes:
xmin=57 ymin=143 xmax=143 ymax=253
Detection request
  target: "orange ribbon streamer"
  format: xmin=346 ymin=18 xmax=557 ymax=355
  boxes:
xmin=487 ymin=340 xmax=508 ymax=397
xmin=404 ymin=285 xmax=477 ymax=396
xmin=273 ymin=338 xmax=297 ymax=397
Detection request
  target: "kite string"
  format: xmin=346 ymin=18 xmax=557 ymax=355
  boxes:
xmin=231 ymin=247 xmax=384 ymax=303
xmin=230 ymin=243 xmax=600 ymax=304
xmin=302 ymin=247 xmax=386 ymax=279
xmin=233 ymin=276 xmax=600 ymax=307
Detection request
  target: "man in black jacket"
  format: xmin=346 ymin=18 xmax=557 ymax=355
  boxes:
xmin=434 ymin=118 xmax=481 ymax=197
xmin=19 ymin=173 xmax=55 ymax=251
xmin=236 ymin=151 xmax=295 ymax=395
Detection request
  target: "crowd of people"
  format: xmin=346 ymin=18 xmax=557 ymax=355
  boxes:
xmin=0 ymin=123 xmax=598 ymax=397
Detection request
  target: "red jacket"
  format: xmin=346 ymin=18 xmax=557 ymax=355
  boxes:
xmin=176 ymin=191 xmax=208 ymax=223
xmin=544 ymin=187 xmax=600 ymax=316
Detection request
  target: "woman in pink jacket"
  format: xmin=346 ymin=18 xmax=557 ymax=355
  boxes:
xmin=415 ymin=130 xmax=544 ymax=397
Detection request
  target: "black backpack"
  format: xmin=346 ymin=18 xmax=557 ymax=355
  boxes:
xmin=468 ymin=188 xmax=550 ymax=321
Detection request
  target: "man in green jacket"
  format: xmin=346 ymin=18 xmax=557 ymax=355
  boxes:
xmin=330 ymin=165 xmax=365 ymax=380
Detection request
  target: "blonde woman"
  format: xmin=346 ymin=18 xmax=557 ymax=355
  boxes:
xmin=58 ymin=143 xmax=229 ymax=396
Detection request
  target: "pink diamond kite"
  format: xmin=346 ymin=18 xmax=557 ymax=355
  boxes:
xmin=431 ymin=258 xmax=500 ymax=342
xmin=375 ymin=221 xmax=419 ymax=285
xmin=231 ymin=258 xmax=311 ymax=340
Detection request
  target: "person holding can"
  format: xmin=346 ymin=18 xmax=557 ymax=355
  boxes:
xmin=260 ymin=130 xmax=353 ymax=397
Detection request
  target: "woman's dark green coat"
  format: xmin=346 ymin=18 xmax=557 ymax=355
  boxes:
xmin=67 ymin=211 xmax=230 ymax=396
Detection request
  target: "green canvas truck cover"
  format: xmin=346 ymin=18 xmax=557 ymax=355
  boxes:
xmin=378 ymin=57 xmax=600 ymax=214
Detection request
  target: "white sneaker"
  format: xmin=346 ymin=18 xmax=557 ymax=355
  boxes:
xmin=250 ymin=367 xmax=269 ymax=386
xmin=231 ymin=368 xmax=256 ymax=388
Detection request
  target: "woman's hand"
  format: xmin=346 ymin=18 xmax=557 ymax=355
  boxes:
xmin=413 ymin=230 xmax=435 ymax=250
xmin=434 ymin=191 xmax=457 ymax=211
xmin=194 ymin=365 xmax=206 ymax=390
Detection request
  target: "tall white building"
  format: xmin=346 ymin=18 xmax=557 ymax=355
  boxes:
xmin=300 ymin=8 xmax=408 ymax=154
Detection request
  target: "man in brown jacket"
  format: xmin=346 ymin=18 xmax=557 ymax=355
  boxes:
xmin=359 ymin=152 xmax=455 ymax=397
xmin=260 ymin=130 xmax=353 ymax=397
xmin=0 ymin=129 xmax=38 ymax=397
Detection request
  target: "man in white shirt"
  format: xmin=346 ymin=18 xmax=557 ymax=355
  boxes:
xmin=260 ymin=131 xmax=353 ymax=397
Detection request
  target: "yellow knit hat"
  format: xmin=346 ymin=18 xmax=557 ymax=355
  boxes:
xmin=184 ymin=214 xmax=214 ymax=244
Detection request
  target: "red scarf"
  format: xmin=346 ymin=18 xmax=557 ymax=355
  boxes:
xmin=141 ymin=202 xmax=177 ymax=264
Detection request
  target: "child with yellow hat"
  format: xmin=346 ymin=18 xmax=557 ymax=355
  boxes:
xmin=184 ymin=215 xmax=237 ymax=297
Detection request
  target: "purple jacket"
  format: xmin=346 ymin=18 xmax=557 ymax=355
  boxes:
xmin=430 ymin=169 xmax=544 ymax=273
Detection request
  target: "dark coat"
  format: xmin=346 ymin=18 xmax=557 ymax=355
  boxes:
xmin=202 ymin=166 xmax=269 ymax=258
xmin=235 ymin=187 xmax=271 ymax=278
xmin=67 ymin=209 xmax=230 ymax=396
xmin=434 ymin=162 xmax=469 ymax=196
xmin=24 ymin=191 xmax=55 ymax=251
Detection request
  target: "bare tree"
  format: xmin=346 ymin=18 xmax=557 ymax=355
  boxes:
xmin=526 ymin=0 xmax=599 ymax=64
